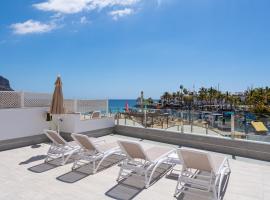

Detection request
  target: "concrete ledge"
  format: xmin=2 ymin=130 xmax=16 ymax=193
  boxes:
xmin=0 ymin=134 xmax=49 ymax=151
xmin=0 ymin=127 xmax=114 ymax=151
xmin=60 ymin=127 xmax=115 ymax=141
xmin=115 ymin=125 xmax=270 ymax=162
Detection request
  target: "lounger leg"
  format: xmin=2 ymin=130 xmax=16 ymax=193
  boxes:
xmin=117 ymin=166 xmax=123 ymax=181
xmin=45 ymin=146 xmax=54 ymax=163
xmin=62 ymin=151 xmax=73 ymax=165
xmin=94 ymin=151 xmax=120 ymax=174
xmin=92 ymin=160 xmax=96 ymax=173
xmin=45 ymin=155 xmax=52 ymax=163
xmin=145 ymin=170 xmax=149 ymax=188
xmin=174 ymin=174 xmax=182 ymax=197
xmin=72 ymin=161 xmax=76 ymax=170
xmin=217 ymin=174 xmax=223 ymax=200
xmin=212 ymin=186 xmax=218 ymax=200
xmin=72 ymin=153 xmax=81 ymax=170
xmin=217 ymin=166 xmax=230 ymax=200
xmin=117 ymin=159 xmax=126 ymax=181
xmin=226 ymin=159 xmax=231 ymax=173
xmin=61 ymin=153 xmax=66 ymax=165
xmin=146 ymin=157 xmax=169 ymax=188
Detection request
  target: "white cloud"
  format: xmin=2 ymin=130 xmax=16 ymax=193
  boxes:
xmin=10 ymin=20 xmax=56 ymax=35
xmin=80 ymin=16 xmax=90 ymax=24
xmin=33 ymin=0 xmax=141 ymax=14
xmin=33 ymin=0 xmax=89 ymax=14
xmin=109 ymin=8 xmax=134 ymax=20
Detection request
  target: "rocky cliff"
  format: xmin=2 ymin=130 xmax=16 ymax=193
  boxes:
xmin=0 ymin=76 xmax=13 ymax=91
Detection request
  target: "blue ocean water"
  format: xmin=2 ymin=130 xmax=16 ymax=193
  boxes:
xmin=109 ymin=99 xmax=137 ymax=113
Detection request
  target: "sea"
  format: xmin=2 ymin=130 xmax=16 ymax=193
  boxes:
xmin=109 ymin=99 xmax=137 ymax=113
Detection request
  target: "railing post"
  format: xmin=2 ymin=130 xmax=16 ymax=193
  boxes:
xmin=181 ymin=120 xmax=184 ymax=133
xmin=106 ymin=99 xmax=109 ymax=117
xmin=20 ymin=91 xmax=24 ymax=108
xmin=206 ymin=123 xmax=208 ymax=135
xmin=124 ymin=115 xmax=127 ymax=125
xmin=231 ymin=114 xmax=235 ymax=139
xmin=190 ymin=111 xmax=193 ymax=132
xmin=73 ymin=99 xmax=78 ymax=113
xmin=117 ymin=113 xmax=119 ymax=125
xmin=144 ymin=109 xmax=147 ymax=128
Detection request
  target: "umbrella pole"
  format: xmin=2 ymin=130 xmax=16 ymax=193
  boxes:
xmin=57 ymin=115 xmax=61 ymax=133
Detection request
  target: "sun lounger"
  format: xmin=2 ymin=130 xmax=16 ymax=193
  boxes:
xmin=71 ymin=133 xmax=122 ymax=173
xmin=117 ymin=140 xmax=175 ymax=188
xmin=174 ymin=148 xmax=231 ymax=200
xmin=44 ymin=130 xmax=80 ymax=165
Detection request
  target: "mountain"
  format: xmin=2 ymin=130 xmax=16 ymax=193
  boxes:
xmin=0 ymin=76 xmax=13 ymax=91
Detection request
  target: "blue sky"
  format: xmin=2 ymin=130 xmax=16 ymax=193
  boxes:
xmin=1 ymin=0 xmax=270 ymax=99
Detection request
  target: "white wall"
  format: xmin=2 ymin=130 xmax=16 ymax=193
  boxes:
xmin=74 ymin=117 xmax=115 ymax=133
xmin=0 ymin=107 xmax=49 ymax=140
xmin=60 ymin=114 xmax=115 ymax=133
xmin=0 ymin=108 xmax=115 ymax=141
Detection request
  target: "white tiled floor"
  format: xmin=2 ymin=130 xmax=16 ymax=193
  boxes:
xmin=0 ymin=134 xmax=269 ymax=200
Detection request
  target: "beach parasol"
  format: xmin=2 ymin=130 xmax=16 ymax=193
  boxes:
xmin=50 ymin=75 xmax=64 ymax=133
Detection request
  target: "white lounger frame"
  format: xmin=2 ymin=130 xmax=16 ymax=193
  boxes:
xmin=44 ymin=130 xmax=80 ymax=165
xmin=117 ymin=140 xmax=175 ymax=188
xmin=71 ymin=133 xmax=122 ymax=174
xmin=174 ymin=148 xmax=231 ymax=200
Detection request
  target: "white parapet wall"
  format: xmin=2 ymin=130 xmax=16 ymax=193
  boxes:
xmin=0 ymin=107 xmax=115 ymax=141
xmin=0 ymin=107 xmax=50 ymax=140
xmin=60 ymin=114 xmax=115 ymax=133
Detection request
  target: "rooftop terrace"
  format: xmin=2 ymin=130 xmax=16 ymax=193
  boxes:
xmin=1 ymin=134 xmax=270 ymax=200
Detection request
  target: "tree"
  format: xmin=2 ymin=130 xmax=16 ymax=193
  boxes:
xmin=146 ymin=97 xmax=154 ymax=105
xmin=246 ymin=87 xmax=270 ymax=113
xmin=198 ymin=87 xmax=208 ymax=105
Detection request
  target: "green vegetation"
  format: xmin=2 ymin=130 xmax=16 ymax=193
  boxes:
xmin=245 ymin=87 xmax=270 ymax=113
xmin=160 ymin=86 xmax=270 ymax=114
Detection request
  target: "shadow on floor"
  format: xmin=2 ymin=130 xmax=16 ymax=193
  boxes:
xmin=56 ymin=154 xmax=125 ymax=183
xmin=176 ymin=172 xmax=231 ymax=200
xmin=165 ymin=171 xmax=179 ymax=181
xmin=105 ymin=163 xmax=172 ymax=200
xmin=27 ymin=156 xmax=75 ymax=173
xmin=19 ymin=155 xmax=47 ymax=165
xmin=31 ymin=144 xmax=42 ymax=149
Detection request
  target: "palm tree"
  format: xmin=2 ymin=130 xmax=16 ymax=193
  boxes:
xmin=208 ymin=87 xmax=218 ymax=105
xmin=146 ymin=97 xmax=154 ymax=105
xmin=161 ymin=92 xmax=172 ymax=105
xmin=179 ymin=85 xmax=184 ymax=104
xmin=183 ymin=88 xmax=189 ymax=95
xmin=246 ymin=87 xmax=270 ymax=113
xmin=198 ymin=87 xmax=208 ymax=106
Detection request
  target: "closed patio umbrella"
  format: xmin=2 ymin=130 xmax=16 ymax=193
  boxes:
xmin=50 ymin=75 xmax=64 ymax=133
xmin=125 ymin=101 xmax=129 ymax=113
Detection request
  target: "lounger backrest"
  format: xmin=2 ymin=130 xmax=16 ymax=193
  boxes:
xmin=45 ymin=130 xmax=66 ymax=146
xmin=118 ymin=140 xmax=148 ymax=160
xmin=91 ymin=111 xmax=101 ymax=119
xmin=72 ymin=133 xmax=97 ymax=152
xmin=178 ymin=148 xmax=213 ymax=172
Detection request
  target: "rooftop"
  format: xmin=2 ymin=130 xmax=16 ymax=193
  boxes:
xmin=1 ymin=134 xmax=270 ymax=200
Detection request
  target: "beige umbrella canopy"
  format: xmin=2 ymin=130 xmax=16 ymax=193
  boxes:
xmin=50 ymin=76 xmax=65 ymax=114
xmin=50 ymin=76 xmax=64 ymax=133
